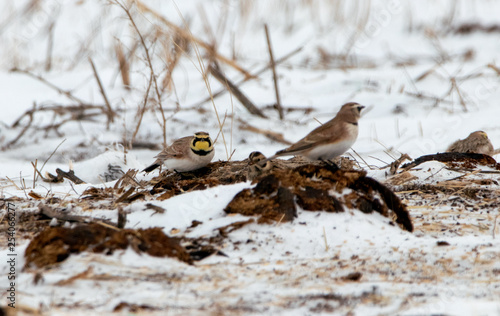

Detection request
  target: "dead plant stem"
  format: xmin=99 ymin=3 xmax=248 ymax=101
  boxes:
xmin=190 ymin=46 xmax=302 ymax=108
xmin=32 ymin=159 xmax=37 ymax=189
xmin=38 ymin=138 xmax=67 ymax=181
xmin=6 ymin=102 xmax=35 ymax=148
xmin=10 ymin=68 xmax=86 ymax=104
xmin=323 ymin=226 xmax=329 ymax=251
xmin=264 ymin=24 xmax=283 ymax=120
xmin=115 ymin=0 xmax=168 ymax=145
xmin=136 ymin=0 xmax=253 ymax=78
xmin=88 ymin=57 xmax=115 ymax=128
xmin=170 ymin=2 xmax=230 ymax=159
xmin=132 ymin=72 xmax=153 ymax=144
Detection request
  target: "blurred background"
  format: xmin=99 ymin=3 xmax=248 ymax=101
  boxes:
xmin=1 ymin=0 xmax=499 ymax=179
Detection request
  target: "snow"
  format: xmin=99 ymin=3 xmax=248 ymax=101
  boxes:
xmin=126 ymin=182 xmax=251 ymax=234
xmin=1 ymin=0 xmax=500 ymax=315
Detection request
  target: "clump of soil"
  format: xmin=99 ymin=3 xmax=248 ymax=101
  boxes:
xmin=23 ymin=157 xmax=414 ymax=268
xmin=151 ymin=160 xmax=249 ymax=200
xmin=148 ymin=156 xmax=357 ymax=200
xmin=224 ymin=174 xmax=297 ymax=223
xmin=24 ymin=223 xmax=192 ymax=268
xmin=225 ymin=164 xmax=413 ymax=232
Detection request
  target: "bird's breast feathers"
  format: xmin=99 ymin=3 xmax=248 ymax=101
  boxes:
xmin=164 ymin=149 xmax=214 ymax=172
xmin=305 ymin=139 xmax=356 ymax=160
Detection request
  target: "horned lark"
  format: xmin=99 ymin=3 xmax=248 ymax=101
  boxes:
xmin=269 ymin=102 xmax=365 ymax=161
xmin=142 ymin=131 xmax=215 ymax=173
xmin=247 ymin=151 xmax=273 ymax=180
xmin=446 ymin=131 xmax=494 ymax=156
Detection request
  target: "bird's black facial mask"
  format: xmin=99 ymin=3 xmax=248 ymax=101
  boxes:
xmin=191 ymin=136 xmax=213 ymax=156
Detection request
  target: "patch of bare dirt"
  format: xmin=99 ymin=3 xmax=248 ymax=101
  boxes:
xmin=24 ymin=223 xmax=192 ymax=268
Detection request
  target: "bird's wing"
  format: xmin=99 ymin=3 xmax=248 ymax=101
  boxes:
xmin=155 ymin=136 xmax=191 ymax=160
xmin=446 ymin=140 xmax=461 ymax=152
xmin=276 ymin=119 xmax=343 ymax=155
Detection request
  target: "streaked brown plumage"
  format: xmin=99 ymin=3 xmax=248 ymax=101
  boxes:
xmin=247 ymin=151 xmax=273 ymax=180
xmin=269 ymin=102 xmax=365 ymax=161
xmin=446 ymin=131 xmax=494 ymax=156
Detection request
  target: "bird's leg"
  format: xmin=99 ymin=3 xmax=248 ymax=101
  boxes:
xmin=320 ymin=158 xmax=340 ymax=172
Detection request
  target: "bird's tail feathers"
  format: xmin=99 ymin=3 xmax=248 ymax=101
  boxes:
xmin=142 ymin=163 xmax=160 ymax=173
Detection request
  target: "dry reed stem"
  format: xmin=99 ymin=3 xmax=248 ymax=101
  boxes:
xmin=160 ymin=30 xmax=184 ymax=93
xmin=37 ymin=138 xmax=66 ymax=180
xmin=190 ymin=46 xmax=303 ymax=108
xmin=426 ymin=29 xmax=451 ymax=62
xmin=213 ymin=111 xmax=229 ymax=145
xmin=237 ymin=119 xmax=291 ymax=145
xmin=493 ymin=215 xmax=499 ymax=239
xmin=168 ymin=2 xmax=230 ymax=160
xmin=264 ymin=24 xmax=284 ymax=120
xmin=10 ymin=68 xmax=86 ymax=104
xmin=55 ymin=267 xmax=94 ymax=286
xmin=136 ymin=0 xmax=253 ymax=79
xmin=487 ymin=63 xmax=500 ymax=75
xmin=340 ymin=2 xmax=370 ymax=64
xmin=132 ymin=73 xmax=153 ymax=144
xmin=32 ymin=159 xmax=37 ymax=189
xmin=45 ymin=20 xmax=55 ymax=72
xmin=31 ymin=161 xmax=45 ymax=183
xmin=350 ymin=148 xmax=376 ymax=170
xmin=154 ymin=21 xmax=189 ymax=96
xmin=415 ymin=63 xmax=440 ymax=82
xmin=208 ymin=63 xmax=266 ymax=118
xmin=11 ymin=104 xmax=105 ymax=128
xmin=322 ymin=226 xmax=329 ymax=251
xmin=114 ymin=42 xmax=131 ymax=89
xmin=6 ymin=102 xmax=35 ymax=148
xmin=155 ymin=26 xmax=183 ymax=111
xmin=229 ymin=77 xmax=235 ymax=161
xmin=450 ymin=77 xmax=468 ymax=111
xmin=5 ymin=177 xmax=21 ymax=191
xmin=196 ymin=4 xmax=215 ymax=45
xmin=88 ymin=57 xmax=116 ymax=128
xmin=114 ymin=0 xmax=168 ymax=145
xmin=404 ymin=91 xmax=453 ymax=105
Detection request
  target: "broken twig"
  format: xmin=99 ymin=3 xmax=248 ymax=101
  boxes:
xmin=209 ymin=63 xmax=266 ymax=118
xmin=208 ymin=65 xmax=266 ymax=118
xmin=190 ymin=46 xmax=302 ymax=108
xmin=238 ymin=119 xmax=291 ymax=145
xmin=402 ymin=152 xmax=500 ymax=171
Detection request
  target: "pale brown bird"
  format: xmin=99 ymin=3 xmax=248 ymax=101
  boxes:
xmin=446 ymin=131 xmax=494 ymax=156
xmin=143 ymin=131 xmax=215 ymax=173
xmin=247 ymin=151 xmax=273 ymax=180
xmin=268 ymin=102 xmax=365 ymax=161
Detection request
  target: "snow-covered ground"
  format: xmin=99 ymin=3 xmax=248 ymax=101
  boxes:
xmin=1 ymin=1 xmax=500 ymax=315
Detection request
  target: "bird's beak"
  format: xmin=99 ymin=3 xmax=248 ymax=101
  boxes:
xmin=358 ymin=105 xmax=365 ymax=112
